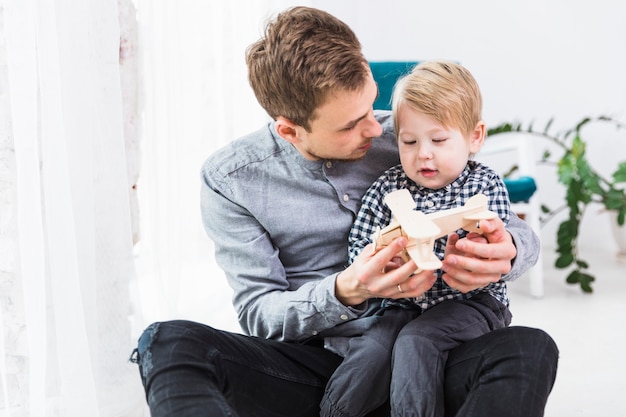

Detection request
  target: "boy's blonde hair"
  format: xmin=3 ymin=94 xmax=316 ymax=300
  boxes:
xmin=391 ymin=60 xmax=482 ymax=137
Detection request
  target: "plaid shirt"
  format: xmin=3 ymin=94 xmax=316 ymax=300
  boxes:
xmin=348 ymin=160 xmax=511 ymax=309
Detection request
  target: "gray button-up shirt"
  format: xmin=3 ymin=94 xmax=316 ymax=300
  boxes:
xmin=200 ymin=111 xmax=538 ymax=342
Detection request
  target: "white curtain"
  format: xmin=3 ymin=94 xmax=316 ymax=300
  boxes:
xmin=2 ymin=0 xmax=145 ymax=415
xmin=132 ymin=0 xmax=307 ymax=330
xmin=1 ymin=0 xmax=308 ymax=415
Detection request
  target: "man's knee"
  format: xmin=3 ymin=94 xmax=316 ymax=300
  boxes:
xmin=507 ymin=326 xmax=559 ymax=363
xmin=129 ymin=320 xmax=213 ymax=380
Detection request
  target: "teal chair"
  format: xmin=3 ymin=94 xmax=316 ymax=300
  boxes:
xmin=369 ymin=61 xmax=419 ymax=111
xmin=370 ymin=61 xmax=543 ymax=297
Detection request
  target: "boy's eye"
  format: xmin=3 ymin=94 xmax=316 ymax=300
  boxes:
xmin=402 ymin=140 xmax=416 ymax=145
xmin=432 ymin=138 xmax=447 ymax=143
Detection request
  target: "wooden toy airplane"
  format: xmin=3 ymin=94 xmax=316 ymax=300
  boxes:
xmin=372 ymin=189 xmax=498 ymax=272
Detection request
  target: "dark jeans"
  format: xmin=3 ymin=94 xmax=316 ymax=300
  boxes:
xmin=131 ymin=320 xmax=558 ymax=417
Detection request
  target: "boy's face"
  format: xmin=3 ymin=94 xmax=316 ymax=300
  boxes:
xmin=397 ymin=105 xmax=485 ymax=190
xmin=281 ymin=74 xmax=382 ymax=161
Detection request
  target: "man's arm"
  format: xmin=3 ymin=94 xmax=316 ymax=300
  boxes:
xmin=200 ymin=164 xmax=366 ymax=342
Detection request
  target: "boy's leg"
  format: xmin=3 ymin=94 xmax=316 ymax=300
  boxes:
xmin=390 ymin=295 xmax=510 ymax=417
xmin=131 ymin=320 xmax=342 ymax=417
xmin=443 ymin=326 xmax=558 ymax=417
xmin=320 ymin=307 xmax=418 ymax=417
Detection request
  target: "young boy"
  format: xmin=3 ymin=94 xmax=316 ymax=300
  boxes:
xmin=322 ymin=60 xmax=513 ymax=417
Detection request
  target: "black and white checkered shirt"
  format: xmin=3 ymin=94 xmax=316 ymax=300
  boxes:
xmin=348 ymin=160 xmax=511 ymax=309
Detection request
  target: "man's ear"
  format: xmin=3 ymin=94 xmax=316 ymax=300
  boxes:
xmin=275 ymin=117 xmax=300 ymax=144
xmin=469 ymin=120 xmax=486 ymax=154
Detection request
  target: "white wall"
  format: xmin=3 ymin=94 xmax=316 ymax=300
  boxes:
xmin=313 ymin=0 xmax=626 ymax=255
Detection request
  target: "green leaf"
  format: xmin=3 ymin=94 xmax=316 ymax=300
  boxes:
xmin=557 ymin=219 xmax=578 ymax=243
xmin=612 ymin=162 xmax=626 ymax=183
xmin=555 ymin=253 xmax=574 ymax=268
xmin=567 ymin=180 xmax=591 ymax=206
xmin=604 ymin=189 xmax=626 ymax=210
xmin=582 ymin=174 xmax=603 ymax=195
xmin=565 ymin=270 xmax=595 ymax=292
xmin=487 ymin=122 xmax=522 ymax=136
xmin=571 ymin=134 xmax=586 ymax=158
xmin=557 ymin=155 xmax=576 ymax=184
xmin=579 ymin=272 xmax=595 ymax=293
xmin=576 ymin=259 xmax=589 ymax=269
xmin=565 ymin=270 xmax=579 ymax=283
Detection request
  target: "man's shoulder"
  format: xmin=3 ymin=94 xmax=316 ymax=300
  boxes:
xmin=202 ymin=123 xmax=283 ymax=177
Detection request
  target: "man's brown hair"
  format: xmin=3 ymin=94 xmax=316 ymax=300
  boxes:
xmin=246 ymin=7 xmax=369 ymax=131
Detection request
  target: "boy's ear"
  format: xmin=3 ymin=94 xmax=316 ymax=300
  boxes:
xmin=275 ymin=117 xmax=300 ymax=144
xmin=469 ymin=120 xmax=486 ymax=153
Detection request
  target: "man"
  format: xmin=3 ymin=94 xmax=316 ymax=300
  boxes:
xmin=132 ymin=6 xmax=558 ymax=417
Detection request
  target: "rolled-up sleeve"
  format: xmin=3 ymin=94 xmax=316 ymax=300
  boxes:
xmin=502 ymin=214 xmax=540 ymax=282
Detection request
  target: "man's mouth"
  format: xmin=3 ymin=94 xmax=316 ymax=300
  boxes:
xmin=358 ymin=141 xmax=372 ymax=151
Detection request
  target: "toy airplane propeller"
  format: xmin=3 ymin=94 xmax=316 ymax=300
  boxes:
xmin=372 ymin=189 xmax=498 ymax=272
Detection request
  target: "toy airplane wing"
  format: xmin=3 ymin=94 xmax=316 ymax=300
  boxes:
xmin=462 ymin=194 xmax=498 ymax=219
xmin=459 ymin=194 xmax=498 ymax=233
xmin=384 ymin=189 xmax=440 ymax=239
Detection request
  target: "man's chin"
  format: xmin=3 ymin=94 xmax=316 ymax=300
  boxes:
xmin=336 ymin=153 xmax=367 ymax=162
xmin=309 ymin=147 xmax=369 ymax=162
xmin=340 ymin=147 xmax=371 ymax=161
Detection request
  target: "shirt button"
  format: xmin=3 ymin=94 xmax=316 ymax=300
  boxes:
xmin=343 ymin=194 xmax=350 ymax=202
xmin=340 ymin=314 xmax=349 ymax=320
xmin=426 ymin=200 xmax=435 ymax=208
xmin=326 ymin=161 xmax=333 ymax=169
xmin=312 ymin=330 xmax=319 ymax=336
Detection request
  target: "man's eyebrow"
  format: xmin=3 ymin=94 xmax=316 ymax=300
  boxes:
xmin=339 ymin=84 xmax=379 ymax=130
xmin=340 ymin=113 xmax=368 ymax=130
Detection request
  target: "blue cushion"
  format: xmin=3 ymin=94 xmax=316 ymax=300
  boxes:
xmin=503 ymin=176 xmax=537 ymax=203
xmin=369 ymin=61 xmax=419 ymax=110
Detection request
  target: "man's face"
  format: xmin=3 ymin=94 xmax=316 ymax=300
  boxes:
xmin=289 ymin=75 xmax=383 ymax=161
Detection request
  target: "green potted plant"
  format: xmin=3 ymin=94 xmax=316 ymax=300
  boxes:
xmin=488 ymin=116 xmax=626 ymax=292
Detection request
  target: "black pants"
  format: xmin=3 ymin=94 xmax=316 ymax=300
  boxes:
xmin=131 ymin=320 xmax=558 ymax=417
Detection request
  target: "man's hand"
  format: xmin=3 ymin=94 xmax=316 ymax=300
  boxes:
xmin=441 ymin=217 xmax=516 ymax=293
xmin=336 ymin=237 xmax=436 ymax=306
